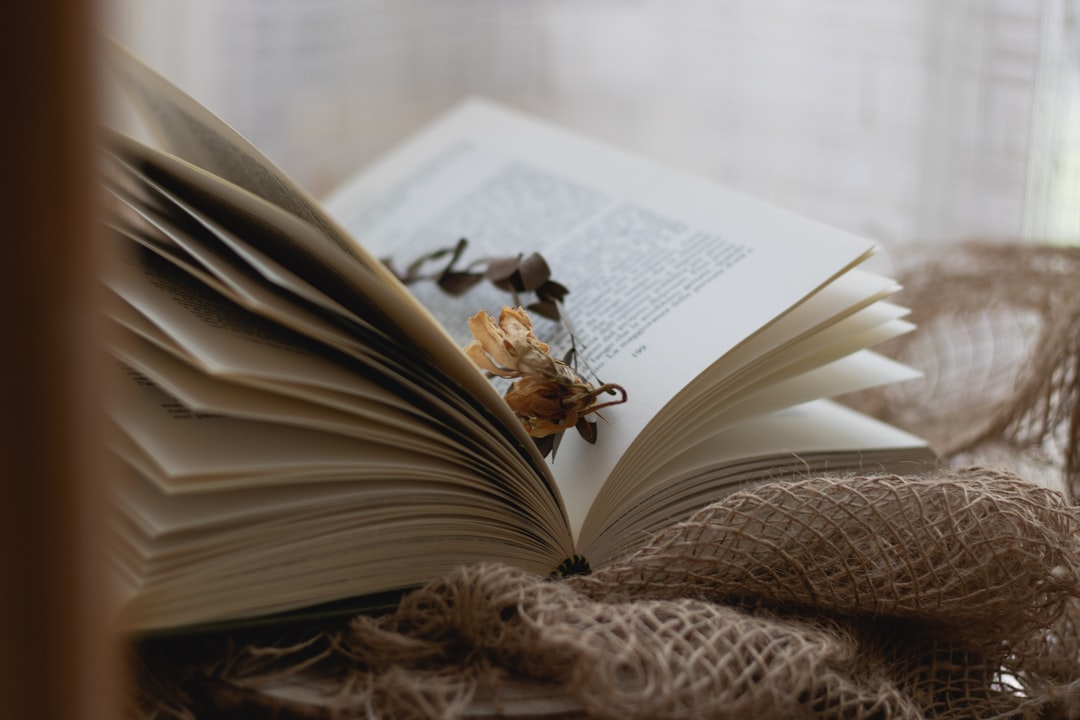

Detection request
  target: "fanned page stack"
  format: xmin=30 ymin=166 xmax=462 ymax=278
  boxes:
xmin=103 ymin=43 xmax=935 ymax=633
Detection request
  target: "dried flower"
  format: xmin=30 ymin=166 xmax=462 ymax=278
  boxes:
xmin=384 ymin=242 xmax=627 ymax=458
xmin=464 ymin=306 xmax=626 ymax=457
xmin=463 ymin=306 xmax=563 ymax=380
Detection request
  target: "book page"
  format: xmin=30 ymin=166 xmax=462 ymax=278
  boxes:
xmin=606 ymin=274 xmax=912 ymax=482
xmin=104 ymin=129 xmax=562 ymax=507
xmin=104 ymin=48 xmax=563 ymax=521
xmin=107 ymin=321 xmax=461 ymax=461
xmin=325 ymin=100 xmax=880 ymax=537
xmin=105 ymin=38 xmax=358 ymax=258
xmin=102 ymin=233 xmax=544 ymax=496
xmin=105 ymin=187 xmax=374 ymax=362
xmin=584 ymin=399 xmax=934 ymax=563
xmin=108 ymin=361 xmax=469 ymax=489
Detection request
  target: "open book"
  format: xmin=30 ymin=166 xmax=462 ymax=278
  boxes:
xmin=103 ymin=43 xmax=934 ymax=633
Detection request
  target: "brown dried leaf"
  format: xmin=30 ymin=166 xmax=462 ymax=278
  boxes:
xmin=437 ymin=271 xmax=485 ymax=295
xmin=515 ymin=253 xmax=552 ymax=292
xmin=534 ymin=433 xmax=557 ymax=458
xmin=575 ymin=417 xmax=599 ymax=444
xmin=484 ymin=256 xmax=524 ymax=285
xmin=536 ymin=280 xmax=569 ymax=304
xmin=391 ymin=238 xmax=470 ymax=285
xmin=526 ymin=300 xmax=561 ymax=322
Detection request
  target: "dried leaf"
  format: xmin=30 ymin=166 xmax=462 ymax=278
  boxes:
xmin=390 ymin=238 xmax=471 ymax=285
xmin=484 ymin=256 xmax=524 ymax=285
xmin=485 ymin=252 xmax=553 ymax=295
xmin=535 ymin=280 xmax=569 ymax=305
xmin=437 ymin=271 xmax=485 ymax=295
xmin=534 ymin=433 xmax=557 ymax=458
xmin=515 ymin=253 xmax=551 ymax=292
xmin=526 ymin=300 xmax=561 ymax=322
xmin=575 ymin=417 xmax=598 ymax=444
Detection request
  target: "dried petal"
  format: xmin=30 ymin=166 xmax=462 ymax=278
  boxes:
xmin=464 ymin=307 xmax=557 ymax=378
xmin=463 ymin=339 xmax=514 ymax=377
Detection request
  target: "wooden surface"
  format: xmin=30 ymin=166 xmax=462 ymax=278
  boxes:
xmin=0 ymin=3 xmax=119 ymax=719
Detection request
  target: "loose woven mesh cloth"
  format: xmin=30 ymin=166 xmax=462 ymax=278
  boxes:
xmin=132 ymin=242 xmax=1080 ymax=719
xmin=843 ymin=240 xmax=1080 ymax=500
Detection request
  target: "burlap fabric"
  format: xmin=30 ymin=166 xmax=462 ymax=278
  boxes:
xmin=844 ymin=240 xmax=1080 ymax=499
xmin=132 ymin=469 xmax=1080 ymax=719
xmin=132 ymin=243 xmax=1080 ymax=719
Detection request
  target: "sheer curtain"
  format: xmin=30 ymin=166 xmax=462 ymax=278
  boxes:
xmin=104 ymin=0 xmax=1080 ymax=253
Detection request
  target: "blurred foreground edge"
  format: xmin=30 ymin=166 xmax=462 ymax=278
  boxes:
xmin=0 ymin=3 xmax=119 ymax=720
